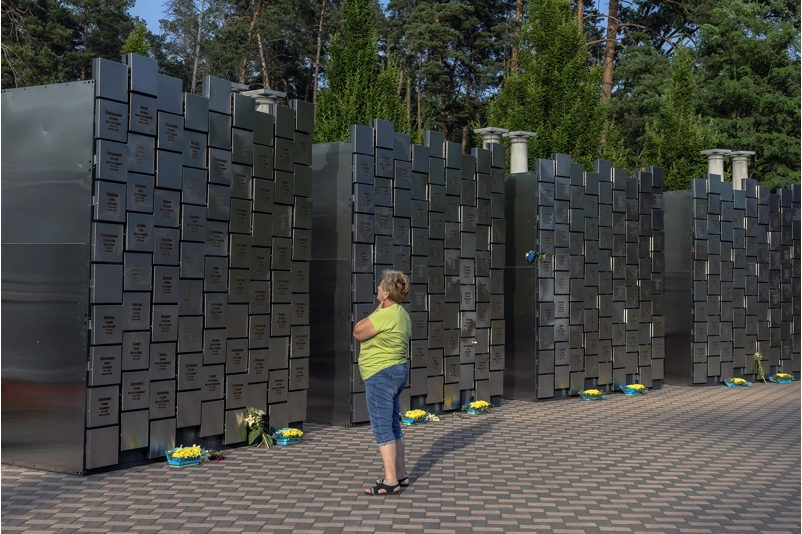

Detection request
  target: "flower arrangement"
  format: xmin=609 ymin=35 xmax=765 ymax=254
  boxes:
xmin=619 ymin=384 xmax=647 ymax=396
xmin=462 ymin=400 xmax=491 ymax=415
xmin=750 ymin=353 xmax=767 ymax=383
xmin=166 ymin=445 xmax=204 ymax=467
xmin=400 ymin=409 xmax=440 ymax=425
xmin=769 ymin=373 xmax=794 ymax=384
xmin=241 ymin=407 xmax=273 ymax=448
xmin=723 ymin=377 xmax=752 ymax=387
xmin=579 ymin=389 xmax=605 ymax=401
xmin=525 ymin=250 xmax=549 ymax=264
xmin=271 ymin=427 xmax=304 ymax=446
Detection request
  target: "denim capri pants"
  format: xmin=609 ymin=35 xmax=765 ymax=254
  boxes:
xmin=364 ymin=363 xmax=409 ymax=446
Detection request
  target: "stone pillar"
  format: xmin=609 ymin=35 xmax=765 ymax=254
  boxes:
xmin=473 ymin=127 xmax=509 ymax=150
xmin=503 ymin=131 xmax=536 ymax=173
xmin=700 ymin=149 xmax=731 ymax=179
xmin=730 ymin=151 xmax=755 ymax=190
xmin=242 ymin=89 xmax=287 ymax=113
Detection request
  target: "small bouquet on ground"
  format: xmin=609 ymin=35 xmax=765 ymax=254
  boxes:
xmin=619 ymin=384 xmax=648 ymax=396
xmin=769 ymin=373 xmax=794 ymax=384
xmin=166 ymin=445 xmax=204 ymax=467
xmin=579 ymin=389 xmax=605 ymax=401
xmin=242 ymin=407 xmax=273 ymax=448
xmin=204 ymin=449 xmax=225 ymax=461
xmin=271 ymin=427 xmax=304 ymax=446
xmin=462 ymin=400 xmax=492 ymax=415
xmin=400 ymin=409 xmax=439 ymax=425
xmin=723 ymin=377 xmax=752 ymax=388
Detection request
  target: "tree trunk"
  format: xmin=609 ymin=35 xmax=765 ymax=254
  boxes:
xmin=312 ymin=0 xmax=327 ymax=105
xmin=191 ymin=0 xmax=206 ymax=94
xmin=238 ymin=0 xmax=264 ymax=85
xmin=416 ymin=53 xmax=422 ymax=135
xmin=406 ymin=68 xmax=412 ymax=133
xmin=510 ymin=0 xmax=522 ymax=75
xmin=601 ymin=0 xmax=619 ymax=101
xmin=577 ymin=0 xmax=583 ymax=32
xmin=256 ymin=31 xmax=268 ymax=89
xmin=81 ymin=15 xmax=90 ymax=80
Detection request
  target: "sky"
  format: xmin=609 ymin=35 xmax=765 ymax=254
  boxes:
xmin=131 ymin=0 xmax=165 ymax=33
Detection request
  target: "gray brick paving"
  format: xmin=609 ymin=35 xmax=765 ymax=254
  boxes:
xmin=2 ymin=384 xmax=800 ymax=533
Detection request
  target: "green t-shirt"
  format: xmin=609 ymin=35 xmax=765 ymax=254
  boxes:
xmin=358 ymin=304 xmax=412 ymax=381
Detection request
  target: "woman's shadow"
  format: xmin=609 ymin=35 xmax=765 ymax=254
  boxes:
xmin=408 ymin=413 xmax=498 ymax=484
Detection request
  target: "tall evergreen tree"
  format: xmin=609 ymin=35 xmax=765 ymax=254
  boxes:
xmin=1 ymin=0 xmax=78 ymax=87
xmin=65 ymin=0 xmax=137 ymax=80
xmin=486 ymin=0 xmax=619 ymax=169
xmin=642 ymin=47 xmax=718 ymax=191
xmin=122 ymin=21 xmax=151 ymax=56
xmin=314 ymin=0 xmax=405 ymax=143
xmin=698 ymin=0 xmax=800 ymax=189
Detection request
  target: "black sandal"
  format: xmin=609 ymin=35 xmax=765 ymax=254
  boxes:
xmin=376 ymin=475 xmax=409 ymax=487
xmin=365 ymin=480 xmax=401 ymax=495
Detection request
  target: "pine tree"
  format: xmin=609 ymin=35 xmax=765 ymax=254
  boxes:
xmin=314 ymin=0 xmax=405 ymax=143
xmin=122 ymin=21 xmax=150 ymax=56
xmin=698 ymin=0 xmax=800 ymax=189
xmin=1 ymin=0 xmax=78 ymax=87
xmin=486 ymin=0 xmax=616 ymax=169
xmin=641 ymin=47 xmax=718 ymax=191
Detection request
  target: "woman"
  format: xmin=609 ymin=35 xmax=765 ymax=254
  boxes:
xmin=352 ymin=270 xmax=412 ymax=495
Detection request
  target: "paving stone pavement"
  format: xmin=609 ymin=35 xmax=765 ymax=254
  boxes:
xmin=2 ymin=383 xmax=800 ymax=534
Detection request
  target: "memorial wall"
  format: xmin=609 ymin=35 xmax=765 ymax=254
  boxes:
xmin=309 ymin=122 xmax=507 ymax=425
xmin=2 ymin=52 xmax=799 ymax=475
xmin=664 ymin=178 xmax=801 ymax=384
xmin=2 ymin=54 xmax=312 ymax=473
xmin=504 ymin=156 xmax=667 ymax=400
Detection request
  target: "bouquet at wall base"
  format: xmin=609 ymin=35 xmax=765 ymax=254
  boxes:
xmin=166 ymin=445 xmax=204 ymax=467
xmin=769 ymin=373 xmax=794 ymax=384
xmin=400 ymin=410 xmax=439 ymax=425
xmin=462 ymin=400 xmax=492 ymax=415
xmin=241 ymin=407 xmax=273 ymax=448
xmin=204 ymin=449 xmax=225 ymax=461
xmin=723 ymin=377 xmax=752 ymax=388
xmin=578 ymin=389 xmax=605 ymax=401
xmin=619 ymin=384 xmax=648 ymax=396
xmin=271 ymin=428 xmax=304 ymax=446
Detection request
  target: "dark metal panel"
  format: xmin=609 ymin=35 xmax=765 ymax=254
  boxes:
xmin=664 ymin=191 xmax=693 ymax=384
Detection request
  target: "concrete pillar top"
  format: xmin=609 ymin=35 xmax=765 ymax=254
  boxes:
xmin=242 ymin=89 xmax=287 ymax=106
xmin=729 ymin=150 xmax=756 ymax=159
xmin=474 ymin=127 xmax=509 ymax=135
xmin=700 ymin=149 xmax=732 ymax=157
xmin=504 ymin=131 xmax=537 ymax=140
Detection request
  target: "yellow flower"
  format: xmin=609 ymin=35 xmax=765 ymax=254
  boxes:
xmin=170 ymin=444 xmax=202 ymax=459
xmin=467 ymin=400 xmax=491 ymax=410
xmin=582 ymin=389 xmax=603 ymax=397
xmin=626 ymin=384 xmax=647 ymax=393
xmin=281 ymin=428 xmax=304 ymax=438
xmin=776 ymin=373 xmax=793 ymax=380
xmin=404 ymin=410 xmax=428 ymax=420
xmin=730 ymin=377 xmax=747 ymax=385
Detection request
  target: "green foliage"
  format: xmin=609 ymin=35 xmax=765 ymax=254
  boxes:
xmin=642 ymin=47 xmax=719 ymax=192
xmin=1 ymin=0 xmax=78 ymax=87
xmin=315 ymin=0 xmax=405 ymax=143
xmin=698 ymin=0 xmax=801 ymax=190
xmin=122 ymin=21 xmax=151 ymax=56
xmin=485 ymin=0 xmax=612 ymax=170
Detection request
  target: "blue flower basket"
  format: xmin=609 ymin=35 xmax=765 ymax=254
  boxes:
xmin=723 ymin=379 xmax=752 ymax=387
xmin=619 ymin=385 xmax=646 ymax=396
xmin=165 ymin=448 xmax=204 ymax=467
xmin=465 ymin=408 xmax=490 ymax=415
xmin=400 ymin=415 xmax=426 ymax=425
xmin=769 ymin=376 xmax=793 ymax=384
xmin=578 ymin=392 xmax=605 ymax=401
xmin=271 ymin=428 xmax=302 ymax=446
